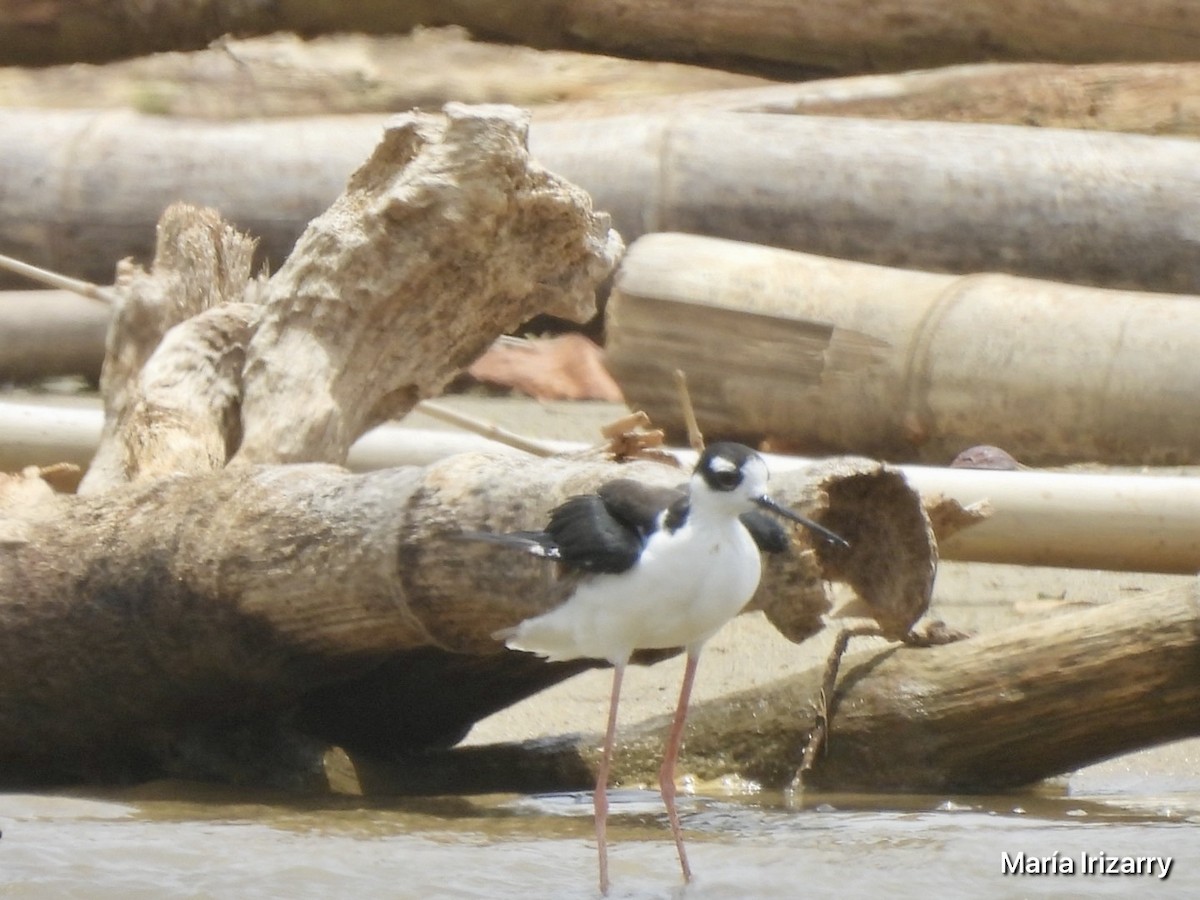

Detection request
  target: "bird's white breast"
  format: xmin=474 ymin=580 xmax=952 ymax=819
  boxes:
xmin=506 ymin=514 xmax=763 ymax=664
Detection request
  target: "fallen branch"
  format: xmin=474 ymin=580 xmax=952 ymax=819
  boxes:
xmin=0 ymin=101 xmax=637 ymax=785
xmin=341 ymin=582 xmax=1200 ymax=795
xmin=0 ymin=451 xmax=921 ymax=785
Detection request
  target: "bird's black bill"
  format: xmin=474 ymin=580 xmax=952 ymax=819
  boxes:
xmin=754 ymin=495 xmax=850 ymax=548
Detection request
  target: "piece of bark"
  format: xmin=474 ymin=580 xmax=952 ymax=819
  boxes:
xmin=341 ymin=580 xmax=1200 ymax=795
xmin=6 ymin=109 xmax=1200 ymax=295
xmin=2 ymin=0 xmax=1198 ymax=74
xmin=0 ymin=451 xmax=914 ymax=784
xmin=607 ymin=233 xmax=1200 ymax=467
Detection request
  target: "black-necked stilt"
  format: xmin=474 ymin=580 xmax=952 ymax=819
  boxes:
xmin=483 ymin=442 xmax=848 ymax=893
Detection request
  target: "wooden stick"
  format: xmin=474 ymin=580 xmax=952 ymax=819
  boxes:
xmin=793 ymin=618 xmax=970 ymax=787
xmin=414 ymin=400 xmax=559 ymax=458
xmin=673 ymin=369 xmax=705 ymax=454
xmin=0 ymin=253 xmax=115 ymax=304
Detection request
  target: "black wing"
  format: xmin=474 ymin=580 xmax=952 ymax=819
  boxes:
xmin=739 ymin=510 xmax=791 ymax=554
xmin=545 ymin=480 xmax=685 ymax=574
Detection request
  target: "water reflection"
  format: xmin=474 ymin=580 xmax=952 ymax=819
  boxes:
xmin=1 ymin=778 xmax=1197 ymax=899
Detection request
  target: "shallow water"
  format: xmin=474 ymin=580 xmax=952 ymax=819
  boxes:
xmin=2 ymin=773 xmax=1197 ymax=899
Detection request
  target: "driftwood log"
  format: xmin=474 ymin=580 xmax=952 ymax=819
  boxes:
xmin=343 ymin=581 xmax=1200 ymax=795
xmin=0 ymin=452 xmax=924 ymax=785
xmin=1 ymin=0 xmax=1196 ymax=74
xmin=606 ymin=233 xmax=1200 ymax=467
xmin=0 ymin=99 xmax=632 ymax=784
xmin=5 ymin=109 xmax=1200 ymax=293
xmin=0 ymin=100 xmax=940 ymax=788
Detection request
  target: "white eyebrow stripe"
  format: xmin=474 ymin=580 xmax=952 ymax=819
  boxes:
xmin=708 ymin=456 xmax=738 ymax=473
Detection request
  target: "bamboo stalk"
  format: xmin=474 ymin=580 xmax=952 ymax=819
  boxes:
xmin=606 ymin=233 xmax=1200 ymax=467
xmin=6 ymin=109 xmax=1200 ymax=294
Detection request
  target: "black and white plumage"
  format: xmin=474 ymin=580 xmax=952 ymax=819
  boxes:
xmin=477 ymin=442 xmax=847 ymax=894
xmin=492 ymin=442 xmax=845 ymax=666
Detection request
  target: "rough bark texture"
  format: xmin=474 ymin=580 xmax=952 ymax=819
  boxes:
xmin=75 ymin=103 xmax=620 ymax=491
xmin=0 ymin=453 xmax=916 ymax=785
xmin=235 ymin=103 xmax=617 ymax=465
xmin=1 ymin=0 xmax=1197 ymax=74
xmin=340 ymin=581 xmax=1200 ymax=795
xmin=5 ymin=109 xmax=1200 ymax=295
xmin=80 ymin=205 xmax=262 ymax=492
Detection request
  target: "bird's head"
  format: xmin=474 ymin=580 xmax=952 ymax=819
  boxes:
xmin=693 ymin=442 xmax=769 ymax=510
xmin=693 ymin=442 xmax=849 ymax=548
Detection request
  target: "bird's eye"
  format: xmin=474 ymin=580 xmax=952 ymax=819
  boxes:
xmin=709 ymin=469 xmax=741 ymax=490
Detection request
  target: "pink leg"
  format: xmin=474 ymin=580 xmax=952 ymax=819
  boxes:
xmin=595 ymin=662 xmax=625 ymax=895
xmin=660 ymin=650 xmax=700 ymax=884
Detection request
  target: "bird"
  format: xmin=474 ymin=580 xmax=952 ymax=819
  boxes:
xmin=478 ymin=442 xmax=848 ymax=893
